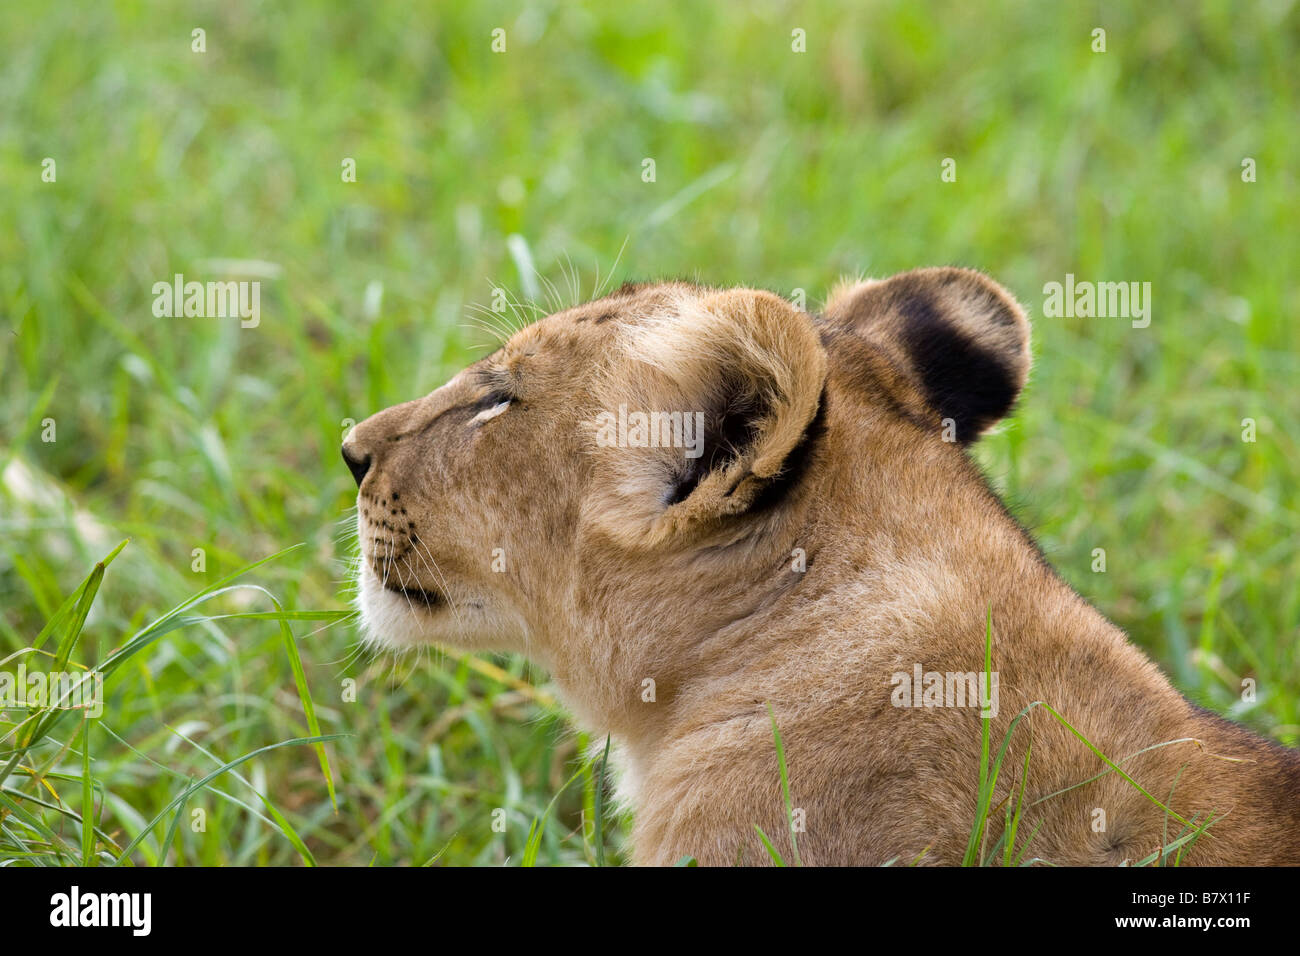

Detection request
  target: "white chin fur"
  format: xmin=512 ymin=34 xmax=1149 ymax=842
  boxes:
xmin=355 ymin=561 xmax=523 ymax=654
xmin=356 ymin=562 xmax=439 ymax=651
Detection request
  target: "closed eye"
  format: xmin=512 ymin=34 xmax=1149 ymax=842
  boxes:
xmin=467 ymin=366 xmax=516 ymax=424
xmin=469 ymin=396 xmax=511 ymax=425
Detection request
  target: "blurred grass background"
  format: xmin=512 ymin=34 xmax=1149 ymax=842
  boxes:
xmin=1 ymin=0 xmax=1297 ymax=865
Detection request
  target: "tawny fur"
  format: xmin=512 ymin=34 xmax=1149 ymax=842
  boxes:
xmin=345 ymin=270 xmax=1300 ymax=866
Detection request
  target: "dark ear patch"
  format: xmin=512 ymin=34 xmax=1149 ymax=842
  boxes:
xmin=823 ymin=267 xmax=1030 ymax=444
xmin=896 ymin=291 xmax=1020 ymax=443
xmin=663 ymin=379 xmax=767 ymax=506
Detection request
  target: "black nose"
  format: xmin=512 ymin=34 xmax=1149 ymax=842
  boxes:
xmin=342 ymin=444 xmax=371 ymax=488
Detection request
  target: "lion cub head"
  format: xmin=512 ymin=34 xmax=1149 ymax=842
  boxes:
xmin=344 ymin=269 xmax=1029 ymax=690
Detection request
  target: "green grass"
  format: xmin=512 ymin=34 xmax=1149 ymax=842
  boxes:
xmin=2 ymin=0 xmax=1297 ymax=866
xmin=961 ymin=611 xmax=1220 ymax=867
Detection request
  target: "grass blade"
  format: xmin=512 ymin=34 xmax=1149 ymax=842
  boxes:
xmin=593 ymin=734 xmax=611 ymax=867
xmin=277 ymin=609 xmax=337 ymax=811
xmin=111 ymin=733 xmax=346 ymax=865
xmin=765 ymin=701 xmax=802 ymax=866
xmin=753 ymin=825 xmax=787 ymax=866
xmin=80 ymin=720 xmax=94 ymax=865
xmin=521 ymin=763 xmax=586 ymax=867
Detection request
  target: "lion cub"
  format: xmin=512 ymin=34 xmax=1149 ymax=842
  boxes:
xmin=345 ymin=268 xmax=1299 ymax=866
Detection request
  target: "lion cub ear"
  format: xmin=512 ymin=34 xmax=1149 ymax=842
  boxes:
xmin=824 ymin=267 xmax=1030 ymax=444
xmin=585 ymin=289 xmax=827 ymax=549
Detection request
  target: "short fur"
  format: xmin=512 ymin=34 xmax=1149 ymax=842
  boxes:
xmin=345 ymin=268 xmax=1300 ymax=866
